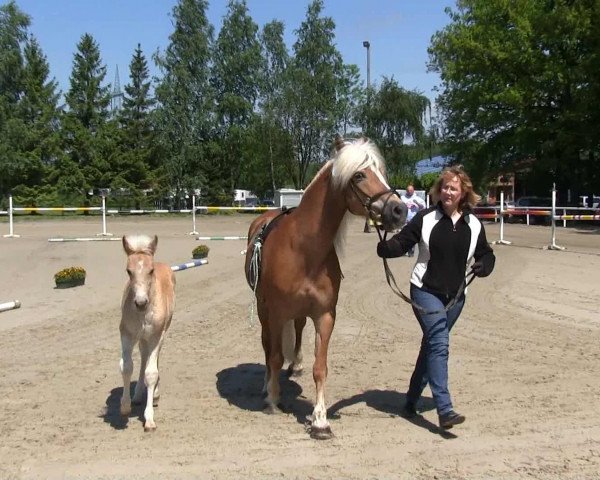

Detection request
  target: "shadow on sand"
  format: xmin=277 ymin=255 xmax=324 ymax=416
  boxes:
xmin=216 ymin=364 xmax=457 ymax=438
xmin=100 ymin=382 xmax=144 ymax=430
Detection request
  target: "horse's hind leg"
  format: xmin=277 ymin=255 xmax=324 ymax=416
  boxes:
xmin=288 ymin=317 xmax=307 ymax=377
xmin=310 ymin=312 xmax=335 ymax=439
xmin=142 ymin=333 xmax=164 ymax=432
xmin=119 ymin=329 xmax=135 ymax=416
xmin=261 ymin=322 xmax=270 ymax=396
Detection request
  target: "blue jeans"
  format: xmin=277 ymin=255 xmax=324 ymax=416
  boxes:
xmin=406 ymin=284 xmax=465 ymax=416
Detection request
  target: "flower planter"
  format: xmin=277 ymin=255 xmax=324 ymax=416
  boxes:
xmin=54 ymin=267 xmax=86 ymax=289
xmin=55 ymin=277 xmax=86 ymax=289
xmin=192 ymin=245 xmax=210 ymax=259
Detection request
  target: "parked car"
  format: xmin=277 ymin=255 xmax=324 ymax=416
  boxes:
xmin=259 ymin=199 xmax=275 ymax=207
xmin=508 ymin=196 xmax=552 ymax=225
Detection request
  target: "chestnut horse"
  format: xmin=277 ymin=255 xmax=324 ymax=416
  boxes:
xmin=119 ymin=235 xmax=176 ymax=432
xmin=244 ymin=136 xmax=407 ymax=439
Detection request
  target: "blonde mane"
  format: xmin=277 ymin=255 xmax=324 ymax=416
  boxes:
xmin=124 ymin=234 xmax=155 ymax=254
xmin=303 ymin=138 xmax=386 ymax=257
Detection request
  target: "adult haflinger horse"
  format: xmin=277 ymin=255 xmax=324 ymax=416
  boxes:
xmin=119 ymin=235 xmax=176 ymax=432
xmin=245 ymin=136 xmax=407 ymax=439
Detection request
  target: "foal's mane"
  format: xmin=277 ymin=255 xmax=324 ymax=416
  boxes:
xmin=303 ymin=137 xmax=387 ymax=256
xmin=125 ymin=235 xmax=156 ymax=255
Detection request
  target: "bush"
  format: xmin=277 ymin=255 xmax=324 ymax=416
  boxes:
xmin=192 ymin=245 xmax=210 ymax=259
xmin=54 ymin=266 xmax=86 ymax=288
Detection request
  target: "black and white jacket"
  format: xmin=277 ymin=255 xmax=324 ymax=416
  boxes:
xmin=377 ymin=203 xmax=495 ymax=297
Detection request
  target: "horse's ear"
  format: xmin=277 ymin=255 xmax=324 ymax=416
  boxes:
xmin=149 ymin=235 xmax=158 ymax=254
xmin=359 ymin=135 xmax=369 ymax=144
xmin=334 ymin=134 xmax=345 ymax=152
xmin=122 ymin=235 xmax=133 ymax=255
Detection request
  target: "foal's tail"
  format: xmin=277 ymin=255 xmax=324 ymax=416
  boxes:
xmin=282 ymin=319 xmax=296 ymax=363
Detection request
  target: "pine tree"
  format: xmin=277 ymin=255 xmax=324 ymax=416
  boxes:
xmin=211 ymin=0 xmax=263 ymax=194
xmin=113 ymin=44 xmax=157 ymax=207
xmin=61 ymin=33 xmax=112 ymax=198
xmin=154 ymin=0 xmax=214 ymax=206
xmin=0 ymin=1 xmax=29 ymax=198
xmin=286 ymin=0 xmax=344 ymax=187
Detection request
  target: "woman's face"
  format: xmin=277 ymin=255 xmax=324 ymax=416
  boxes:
xmin=440 ymin=175 xmax=463 ymax=211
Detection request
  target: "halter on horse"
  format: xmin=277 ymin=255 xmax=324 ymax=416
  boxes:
xmin=244 ymin=136 xmax=407 ymax=439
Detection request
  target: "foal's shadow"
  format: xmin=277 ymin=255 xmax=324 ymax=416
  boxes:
xmin=216 ymin=363 xmax=314 ymax=425
xmin=328 ymin=390 xmax=456 ymax=438
xmin=100 ymin=382 xmax=144 ymax=430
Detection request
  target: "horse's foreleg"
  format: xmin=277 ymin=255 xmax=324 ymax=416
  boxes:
xmin=119 ymin=329 xmax=135 ymax=416
xmin=265 ymin=324 xmax=284 ymax=414
xmin=132 ymin=339 xmax=149 ymax=405
xmin=288 ymin=317 xmax=307 ymax=377
xmin=142 ymin=334 xmax=164 ymax=432
xmin=310 ymin=312 xmax=335 ymax=439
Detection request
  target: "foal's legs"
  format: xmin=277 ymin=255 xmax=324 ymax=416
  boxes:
xmin=119 ymin=330 xmax=135 ymax=416
xmin=142 ymin=333 xmax=164 ymax=432
xmin=132 ymin=339 xmax=149 ymax=405
xmin=310 ymin=311 xmax=335 ymax=439
xmin=288 ymin=317 xmax=307 ymax=377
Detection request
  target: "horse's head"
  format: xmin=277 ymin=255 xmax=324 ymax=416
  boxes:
xmin=122 ymin=234 xmax=158 ymax=311
xmin=331 ymin=135 xmax=407 ymax=231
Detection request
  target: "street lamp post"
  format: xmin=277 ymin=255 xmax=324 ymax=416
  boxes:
xmin=363 ymin=40 xmax=371 ymax=90
xmin=362 ymin=40 xmax=372 ymax=233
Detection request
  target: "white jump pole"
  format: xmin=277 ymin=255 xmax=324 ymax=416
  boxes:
xmin=546 ymin=183 xmax=565 ymax=251
xmin=97 ymin=195 xmax=113 ymax=236
xmin=493 ymin=191 xmax=511 ymax=245
xmin=3 ymin=195 xmax=20 ymax=238
xmin=0 ymin=299 xmax=21 ymax=313
xmin=189 ymin=194 xmax=199 ymax=235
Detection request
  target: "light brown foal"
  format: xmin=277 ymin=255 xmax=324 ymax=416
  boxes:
xmin=119 ymin=235 xmax=175 ymax=432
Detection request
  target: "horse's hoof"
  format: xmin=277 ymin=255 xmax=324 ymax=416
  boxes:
xmin=144 ymin=423 xmax=157 ymax=432
xmin=263 ymin=403 xmax=283 ymax=415
xmin=287 ymin=365 xmax=303 ymax=377
xmin=309 ymin=425 xmax=334 ymax=440
xmin=153 ymin=396 xmax=160 ymax=407
xmin=120 ymin=405 xmax=131 ymax=416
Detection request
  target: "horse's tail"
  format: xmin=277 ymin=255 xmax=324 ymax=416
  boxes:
xmin=282 ymin=319 xmax=296 ymax=362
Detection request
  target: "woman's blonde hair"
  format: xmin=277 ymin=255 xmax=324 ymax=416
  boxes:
xmin=429 ymin=165 xmax=481 ymax=210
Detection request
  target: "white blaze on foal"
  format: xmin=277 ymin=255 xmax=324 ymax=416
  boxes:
xmin=119 ymin=234 xmax=176 ymax=432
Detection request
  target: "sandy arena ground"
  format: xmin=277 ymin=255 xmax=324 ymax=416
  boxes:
xmin=0 ymin=214 xmax=599 ymax=479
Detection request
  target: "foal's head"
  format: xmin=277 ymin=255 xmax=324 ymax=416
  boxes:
xmin=122 ymin=234 xmax=158 ymax=310
xmin=331 ymin=136 xmax=407 ymax=231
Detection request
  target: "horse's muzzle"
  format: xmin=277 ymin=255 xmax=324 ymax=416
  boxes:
xmin=381 ymin=198 xmax=407 ymax=232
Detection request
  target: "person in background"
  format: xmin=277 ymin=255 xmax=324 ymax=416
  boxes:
xmin=401 ymin=184 xmax=426 ymax=257
xmin=377 ymin=166 xmax=495 ymax=430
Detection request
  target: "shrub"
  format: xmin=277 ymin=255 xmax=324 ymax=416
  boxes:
xmin=192 ymin=245 xmax=210 ymax=259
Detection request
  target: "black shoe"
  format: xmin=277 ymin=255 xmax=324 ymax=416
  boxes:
xmin=438 ymin=410 xmax=465 ymax=429
xmin=400 ymin=402 xmax=418 ymax=419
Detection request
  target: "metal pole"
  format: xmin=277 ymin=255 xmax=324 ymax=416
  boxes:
xmin=189 ymin=194 xmax=199 ymax=235
xmin=363 ymin=40 xmax=372 ymax=234
xmin=494 ymin=191 xmax=511 ymax=245
xmin=546 ymin=183 xmax=565 ymax=250
xmin=3 ymin=195 xmax=20 ymax=238
xmin=97 ymin=195 xmax=112 ymax=236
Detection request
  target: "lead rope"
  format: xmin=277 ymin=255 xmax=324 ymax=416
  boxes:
xmin=374 ymin=223 xmax=475 ymax=315
xmin=248 ymin=239 xmax=262 ymax=327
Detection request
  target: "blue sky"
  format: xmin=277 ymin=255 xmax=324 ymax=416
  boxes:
xmin=14 ymin=0 xmax=454 ymax=104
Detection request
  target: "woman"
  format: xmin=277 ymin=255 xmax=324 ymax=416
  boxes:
xmin=377 ymin=166 xmax=495 ymax=429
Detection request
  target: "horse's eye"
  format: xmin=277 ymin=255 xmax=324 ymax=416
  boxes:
xmin=353 ymin=172 xmax=366 ymax=182
xmin=126 ymin=269 xmax=132 ymax=276
xmin=149 ymin=269 xmax=154 ymax=275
